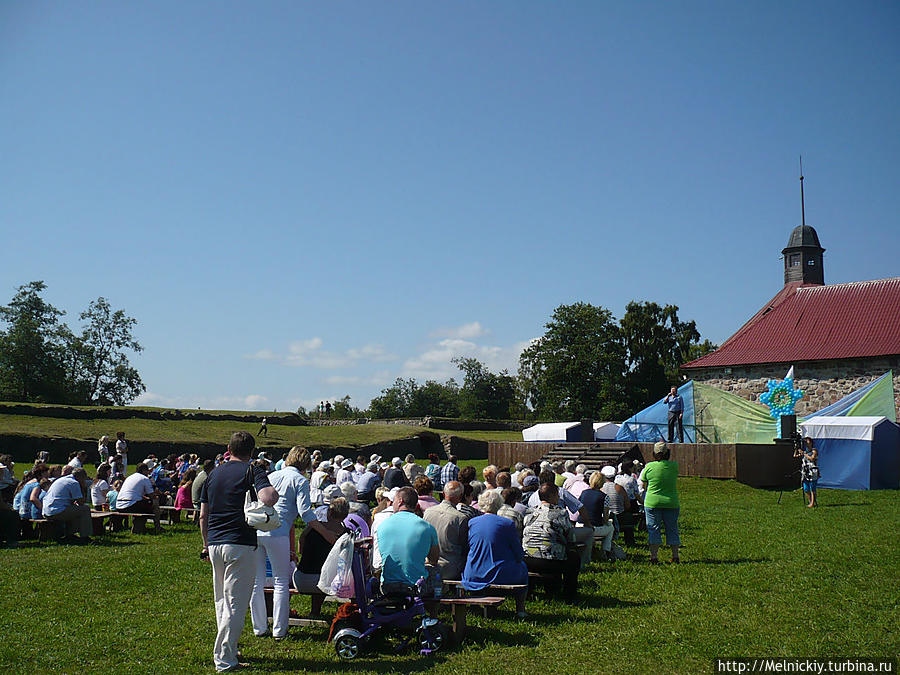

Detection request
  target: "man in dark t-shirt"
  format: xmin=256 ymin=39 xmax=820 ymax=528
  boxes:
xmin=200 ymin=431 xmax=277 ymax=673
xmin=383 ymin=456 xmax=411 ymax=490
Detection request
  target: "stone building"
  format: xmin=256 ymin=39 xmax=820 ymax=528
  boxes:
xmin=682 ymin=224 xmax=900 ymax=418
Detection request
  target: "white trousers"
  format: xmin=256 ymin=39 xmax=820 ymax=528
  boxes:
xmin=250 ymin=536 xmax=293 ymax=638
xmin=210 ymin=544 xmax=259 ymax=672
xmin=592 ymin=522 xmax=615 ymax=552
xmin=572 ymin=525 xmax=594 ymax=569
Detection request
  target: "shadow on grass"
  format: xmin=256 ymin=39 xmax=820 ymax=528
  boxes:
xmin=259 ymin=651 xmax=450 ymax=673
xmin=672 ymin=557 xmax=770 ymax=565
xmin=524 ymin=593 xmax=655 ymax=614
xmin=461 ymin=626 xmax=539 ymax=649
xmin=13 ymin=538 xmax=144 ymax=549
xmin=818 ymin=502 xmax=872 ymax=508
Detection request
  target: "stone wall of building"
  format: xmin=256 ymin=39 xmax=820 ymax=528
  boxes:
xmin=689 ymin=357 xmax=900 ymax=418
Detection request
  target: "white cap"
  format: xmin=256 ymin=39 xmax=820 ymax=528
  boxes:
xmin=367 ymin=462 xmax=379 ymax=472
xmin=380 ymin=462 xmax=390 ymax=471
xmin=384 ymin=487 xmax=400 ymax=502
xmin=323 ymin=484 xmax=342 ymax=502
xmin=318 ymin=461 xmax=331 ymax=471
xmin=601 ymin=465 xmax=616 ymax=479
xmin=391 ymin=457 xmax=403 ymax=467
xmin=333 ymin=454 xmax=345 ymax=465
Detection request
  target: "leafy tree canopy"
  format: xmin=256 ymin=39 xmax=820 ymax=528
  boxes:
xmin=0 ymin=282 xmax=145 ymax=406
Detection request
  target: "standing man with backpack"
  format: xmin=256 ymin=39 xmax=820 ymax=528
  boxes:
xmin=200 ymin=431 xmax=278 ymax=673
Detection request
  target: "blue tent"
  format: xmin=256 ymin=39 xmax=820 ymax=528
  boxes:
xmin=615 ymin=381 xmax=695 ymax=443
xmin=799 ymin=416 xmax=900 ymax=490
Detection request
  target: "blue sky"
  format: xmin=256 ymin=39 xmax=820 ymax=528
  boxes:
xmin=2 ymin=1 xmax=898 ymax=412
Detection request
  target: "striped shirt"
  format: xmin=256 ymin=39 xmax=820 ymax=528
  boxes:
xmin=601 ymin=481 xmax=626 ymax=514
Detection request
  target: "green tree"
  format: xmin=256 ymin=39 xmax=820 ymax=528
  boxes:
xmin=368 ymin=378 xmax=418 ymax=418
xmin=0 ymin=281 xmax=71 ymax=402
xmin=331 ymin=395 xmax=366 ymax=419
xmin=619 ymin=301 xmax=714 ymax=411
xmin=75 ymin=297 xmax=145 ymax=405
xmin=453 ymin=357 xmax=517 ymax=419
xmin=412 ymin=379 xmax=460 ymax=417
xmin=518 ymin=302 xmax=628 ymax=420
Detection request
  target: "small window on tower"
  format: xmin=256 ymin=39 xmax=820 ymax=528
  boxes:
xmin=790 ymin=254 xmax=800 ymax=267
xmin=807 ymin=259 xmax=816 ymax=265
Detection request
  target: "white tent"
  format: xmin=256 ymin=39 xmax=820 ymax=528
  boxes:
xmin=522 ymin=422 xmax=581 ymax=442
xmin=593 ymin=422 xmax=620 ymax=441
xmin=798 ymin=416 xmax=900 ymax=490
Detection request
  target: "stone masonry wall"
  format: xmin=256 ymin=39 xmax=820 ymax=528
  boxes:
xmin=689 ymin=357 xmax=900 ymax=419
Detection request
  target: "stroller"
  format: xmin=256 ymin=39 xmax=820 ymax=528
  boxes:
xmin=331 ymin=536 xmax=450 ymax=661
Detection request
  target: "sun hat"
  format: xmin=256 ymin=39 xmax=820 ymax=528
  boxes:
xmin=522 ymin=475 xmax=539 ymax=488
xmin=380 ymin=462 xmax=390 ymax=471
xmin=333 ymin=454 xmax=345 ymax=465
xmin=653 ymin=441 xmax=668 ymax=455
xmin=367 ymin=462 xmax=379 ymax=471
xmin=340 ymin=458 xmax=353 ymax=469
xmin=601 ymin=465 xmax=616 ymax=479
xmin=318 ymin=461 xmax=332 ymax=471
xmin=370 ymin=454 xmax=382 ymax=463
xmin=391 ymin=457 xmax=403 ymax=467
xmin=323 ymin=484 xmax=342 ymax=502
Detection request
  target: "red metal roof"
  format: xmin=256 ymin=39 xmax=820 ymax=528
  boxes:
xmin=683 ymin=277 xmax=900 ymax=369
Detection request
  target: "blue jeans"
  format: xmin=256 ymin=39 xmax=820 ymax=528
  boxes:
xmin=645 ymin=507 xmax=680 ymax=546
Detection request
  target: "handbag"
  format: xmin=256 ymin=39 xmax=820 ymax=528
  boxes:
xmin=244 ymin=466 xmax=281 ymax=532
xmin=317 ymin=533 xmax=355 ymax=598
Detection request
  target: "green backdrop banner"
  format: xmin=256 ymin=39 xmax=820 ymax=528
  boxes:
xmin=693 ymin=382 xmax=777 ymax=444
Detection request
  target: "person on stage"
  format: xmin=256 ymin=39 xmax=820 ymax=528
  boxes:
xmin=664 ymin=386 xmax=684 ymax=443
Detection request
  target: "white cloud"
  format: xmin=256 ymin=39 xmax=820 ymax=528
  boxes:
xmin=246 ymin=349 xmax=277 ymax=361
xmin=346 ymin=344 xmax=396 ymax=363
xmin=133 ymin=391 xmax=178 ymax=407
xmin=324 ymin=370 xmax=392 ymax=387
xmin=288 ymin=337 xmax=323 ymax=354
xmin=401 ymin=337 xmax=527 ymax=381
xmin=247 ymin=338 xmax=396 ymax=370
xmin=286 ymin=351 xmax=353 ymax=369
xmin=429 ymin=321 xmax=489 ymax=340
xmin=132 ymin=392 xmax=273 ymax=412
xmin=243 ymin=394 xmax=268 ymax=409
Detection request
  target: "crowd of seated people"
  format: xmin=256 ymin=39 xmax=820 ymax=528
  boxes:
xmin=0 ymin=442 xmax=224 ymax=545
xmin=0 ymin=441 xmax=667 ymax=635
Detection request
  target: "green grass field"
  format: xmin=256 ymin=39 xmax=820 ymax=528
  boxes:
xmin=1 ymin=479 xmax=897 ymax=674
xmin=0 ymin=413 xmax=523 ymax=449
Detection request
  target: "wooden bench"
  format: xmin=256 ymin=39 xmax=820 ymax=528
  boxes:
xmin=91 ymin=511 xmax=112 ymax=536
xmin=159 ymin=505 xmax=199 ymax=525
xmin=29 ymin=519 xmax=61 ymax=542
xmin=438 ymin=597 xmax=505 ymax=643
xmin=441 ymin=579 xmax=528 ymax=616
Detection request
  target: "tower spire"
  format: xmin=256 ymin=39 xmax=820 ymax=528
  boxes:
xmin=799 ymin=155 xmax=806 ymax=228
